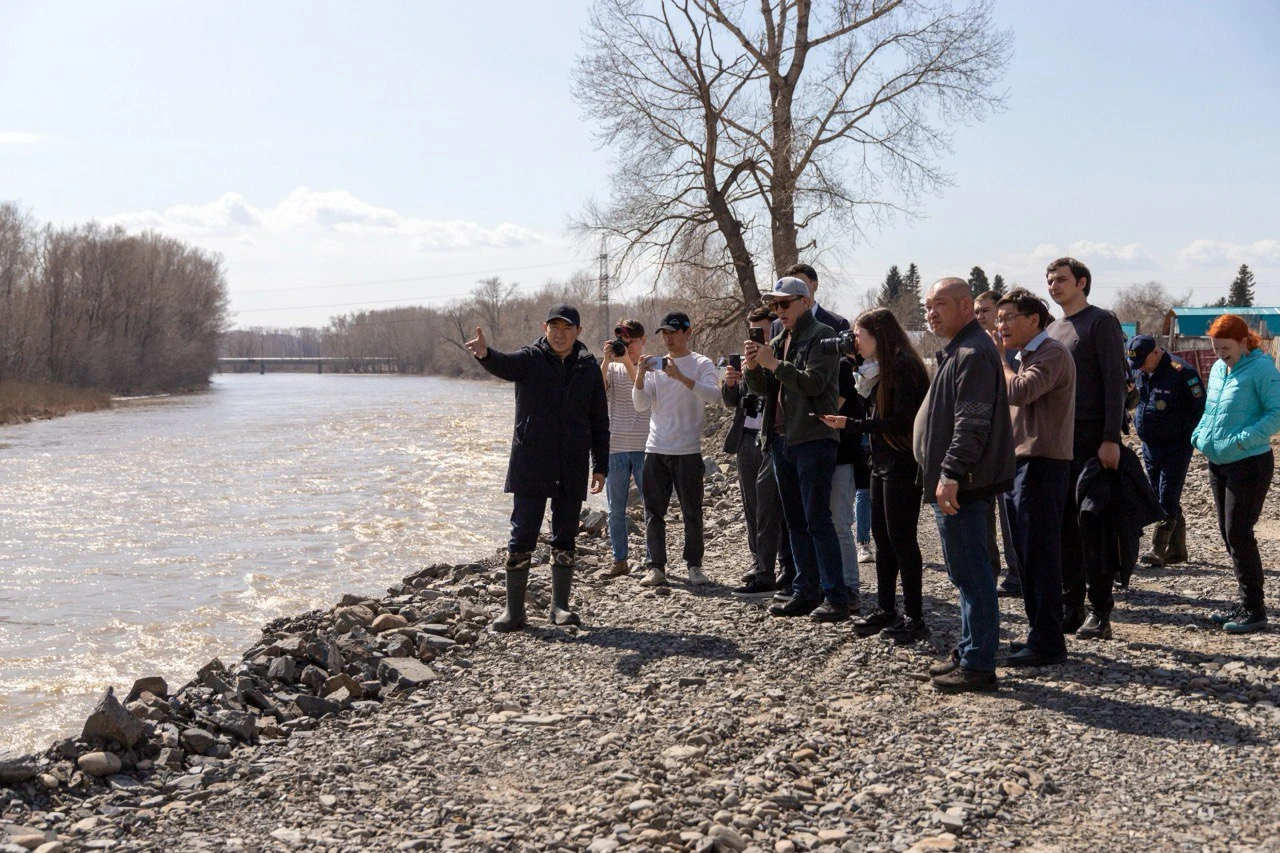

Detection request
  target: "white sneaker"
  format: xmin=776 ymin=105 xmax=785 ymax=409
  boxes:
xmin=687 ymin=565 xmax=711 ymax=586
xmin=858 ymin=542 xmax=875 ymax=564
xmin=639 ymin=568 xmax=669 ymax=587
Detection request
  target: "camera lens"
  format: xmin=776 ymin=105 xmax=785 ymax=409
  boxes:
xmin=609 ymin=338 xmax=627 ymax=356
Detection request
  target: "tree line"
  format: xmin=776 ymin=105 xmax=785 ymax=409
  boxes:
xmin=0 ymin=203 xmax=228 ymax=394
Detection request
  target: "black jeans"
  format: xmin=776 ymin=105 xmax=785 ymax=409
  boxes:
xmin=509 ymin=492 xmax=582 ymax=554
xmin=744 ymin=438 xmax=794 ymax=581
xmin=642 ymin=452 xmax=705 ymax=569
xmin=1012 ymin=457 xmax=1069 ymax=654
xmin=1062 ymin=421 xmax=1114 ymax=616
xmin=870 ymin=473 xmax=924 ymax=619
xmin=1208 ymin=450 xmax=1274 ymax=613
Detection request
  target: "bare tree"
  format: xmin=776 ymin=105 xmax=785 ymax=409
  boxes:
xmin=1111 ymin=281 xmax=1191 ymax=337
xmin=576 ymin=0 xmax=1011 ymax=309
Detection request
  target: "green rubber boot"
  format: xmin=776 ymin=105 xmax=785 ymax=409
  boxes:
xmin=549 ymin=549 xmax=581 ymax=627
xmin=493 ymin=551 xmax=531 ymax=633
xmin=1140 ymin=520 xmax=1172 ymax=567
xmin=1164 ymin=514 xmax=1189 ymax=564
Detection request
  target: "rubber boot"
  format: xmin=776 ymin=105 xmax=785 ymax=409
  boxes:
xmin=492 ymin=551 xmax=530 ymax=633
xmin=549 ymin=549 xmax=581 ymax=627
xmin=1164 ymin=514 xmax=1188 ymax=564
xmin=1140 ymin=521 xmax=1172 ymax=567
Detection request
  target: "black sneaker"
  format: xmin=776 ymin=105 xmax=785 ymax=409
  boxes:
xmin=1211 ymin=603 xmax=1248 ymax=626
xmin=927 ymin=650 xmax=961 ymax=678
xmin=732 ymin=577 xmax=778 ymax=597
xmin=809 ymin=601 xmax=850 ymax=623
xmin=852 ymin=608 xmax=897 ymax=637
xmin=932 ymin=666 xmax=998 ymax=693
xmin=768 ymin=597 xmax=821 ymax=617
xmin=881 ymin=615 xmax=929 ymax=644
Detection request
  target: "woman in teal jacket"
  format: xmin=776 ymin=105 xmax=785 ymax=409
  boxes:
xmin=1191 ymin=314 xmax=1280 ymax=633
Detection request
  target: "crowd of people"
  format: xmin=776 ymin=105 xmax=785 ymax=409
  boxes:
xmin=464 ymin=257 xmax=1280 ymax=694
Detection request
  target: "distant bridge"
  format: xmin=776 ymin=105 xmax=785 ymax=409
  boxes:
xmin=216 ymin=357 xmax=396 ymax=375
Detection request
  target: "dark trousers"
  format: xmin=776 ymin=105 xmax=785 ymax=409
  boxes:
xmin=1012 ymin=457 xmax=1069 ymax=655
xmin=642 ymin=452 xmax=705 ymax=569
xmin=736 ymin=431 xmax=763 ymax=570
xmin=510 ymin=492 xmax=582 ymax=554
xmin=998 ymin=492 xmax=1023 ymax=586
xmin=870 ymin=473 xmax=924 ymax=618
xmin=747 ymin=439 xmax=794 ymax=581
xmin=772 ymin=438 xmax=849 ymax=606
xmin=1208 ymin=450 xmax=1274 ymax=613
xmin=1142 ymin=440 xmax=1193 ymax=519
xmin=1062 ymin=421 xmax=1114 ymax=616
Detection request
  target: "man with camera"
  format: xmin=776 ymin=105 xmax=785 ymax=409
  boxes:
xmin=724 ymin=306 xmax=795 ymax=597
xmin=600 ymin=318 xmax=651 ymax=577
xmin=745 ymin=277 xmax=850 ymax=622
xmin=465 ymin=305 xmax=609 ymax=632
xmin=631 ymin=311 xmax=721 ymax=587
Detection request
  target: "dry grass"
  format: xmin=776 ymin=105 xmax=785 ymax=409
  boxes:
xmin=0 ymin=381 xmax=112 ymax=426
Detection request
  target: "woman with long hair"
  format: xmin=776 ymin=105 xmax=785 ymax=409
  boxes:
xmin=1191 ymin=314 xmax=1280 ymax=633
xmin=820 ymin=308 xmax=930 ymax=642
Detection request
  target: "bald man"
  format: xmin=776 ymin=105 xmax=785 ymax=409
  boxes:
xmin=915 ymin=277 xmax=1015 ymax=692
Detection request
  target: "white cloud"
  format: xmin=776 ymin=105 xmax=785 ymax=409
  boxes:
xmin=104 ymin=187 xmax=544 ymax=252
xmin=0 ymin=132 xmax=47 ymax=145
xmin=1179 ymin=238 xmax=1280 ymax=267
xmin=1066 ymin=240 xmax=1160 ymax=270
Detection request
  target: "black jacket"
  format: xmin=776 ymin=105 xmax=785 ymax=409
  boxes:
xmin=478 ymin=337 xmax=609 ymax=500
xmin=1133 ymin=351 xmax=1206 ymax=446
xmin=721 ymin=380 xmax=763 ymax=454
xmin=1077 ymin=444 xmax=1165 ymax=529
xmin=846 ymin=351 xmax=928 ymax=479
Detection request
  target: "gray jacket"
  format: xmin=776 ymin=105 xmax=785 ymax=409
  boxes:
xmin=915 ymin=318 xmax=1015 ymax=502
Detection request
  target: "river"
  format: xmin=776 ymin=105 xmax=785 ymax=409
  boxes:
xmin=0 ymin=372 xmax=536 ymax=755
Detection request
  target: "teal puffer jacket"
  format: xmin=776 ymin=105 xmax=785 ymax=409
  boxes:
xmin=1191 ymin=348 xmax=1280 ymax=465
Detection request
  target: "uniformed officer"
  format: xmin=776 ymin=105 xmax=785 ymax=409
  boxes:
xmin=1128 ymin=334 xmax=1205 ymax=565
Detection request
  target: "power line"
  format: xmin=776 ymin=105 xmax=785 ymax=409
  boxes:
xmin=234 ymin=259 xmax=581 ymax=296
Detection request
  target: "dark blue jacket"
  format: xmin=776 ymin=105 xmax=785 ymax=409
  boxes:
xmin=478 ymin=337 xmax=609 ymax=500
xmin=1133 ymin=352 xmax=1205 ymax=446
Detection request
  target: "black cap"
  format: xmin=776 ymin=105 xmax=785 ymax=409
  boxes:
xmin=546 ymin=304 xmax=581 ymax=326
xmin=1126 ymin=334 xmax=1157 ymax=370
xmin=657 ymin=311 xmax=691 ymax=332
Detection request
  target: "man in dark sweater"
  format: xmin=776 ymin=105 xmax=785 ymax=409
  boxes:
xmin=1045 ymin=257 xmax=1129 ymax=640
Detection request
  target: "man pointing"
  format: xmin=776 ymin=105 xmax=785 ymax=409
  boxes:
xmin=465 ymin=304 xmax=609 ymax=632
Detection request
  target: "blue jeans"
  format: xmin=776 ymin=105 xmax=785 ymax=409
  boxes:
xmin=933 ymin=498 xmax=999 ymax=671
xmin=606 ymin=451 xmax=646 ymax=561
xmin=831 ymin=464 xmax=860 ymax=591
xmin=772 ymin=439 xmax=849 ymax=606
xmin=855 ymin=487 xmax=871 ymax=544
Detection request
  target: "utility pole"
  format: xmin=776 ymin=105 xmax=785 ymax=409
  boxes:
xmin=598 ymin=240 xmax=610 ymax=336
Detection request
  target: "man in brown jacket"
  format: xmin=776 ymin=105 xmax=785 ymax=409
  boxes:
xmin=993 ymin=289 xmax=1076 ymax=665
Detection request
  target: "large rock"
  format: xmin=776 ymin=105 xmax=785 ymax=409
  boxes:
xmin=292 ymin=695 xmax=341 ymax=718
xmin=0 ymin=750 xmax=38 ymax=784
xmin=81 ymin=687 xmax=145 ymax=748
xmin=580 ymin=509 xmax=608 ymax=536
xmin=370 ymin=613 xmax=409 ymax=633
xmin=214 ymin=710 xmax=257 ymax=742
xmin=77 ymin=751 xmax=122 ymax=777
xmin=378 ymin=657 xmax=438 ymax=690
xmin=180 ymin=728 xmax=217 ymax=755
xmin=124 ymin=676 xmax=168 ymax=703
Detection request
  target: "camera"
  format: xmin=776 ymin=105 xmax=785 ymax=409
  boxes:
xmin=608 ymin=337 xmax=627 ymax=356
xmin=742 ymin=393 xmax=761 ymax=418
xmin=815 ymin=329 xmax=856 ymax=356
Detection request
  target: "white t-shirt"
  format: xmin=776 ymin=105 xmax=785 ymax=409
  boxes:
xmin=631 ymin=351 xmax=720 ymax=455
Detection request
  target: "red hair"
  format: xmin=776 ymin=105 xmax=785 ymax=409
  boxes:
xmin=1207 ymin=314 xmax=1262 ymax=351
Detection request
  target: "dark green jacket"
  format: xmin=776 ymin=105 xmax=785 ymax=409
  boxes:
xmin=744 ymin=310 xmax=840 ymax=446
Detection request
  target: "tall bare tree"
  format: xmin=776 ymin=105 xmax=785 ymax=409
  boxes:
xmin=576 ymin=0 xmax=1011 ymax=308
xmin=1112 ymin=281 xmax=1191 ymax=337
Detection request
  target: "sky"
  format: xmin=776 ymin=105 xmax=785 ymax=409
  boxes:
xmin=2 ymin=0 xmax=1278 ymax=328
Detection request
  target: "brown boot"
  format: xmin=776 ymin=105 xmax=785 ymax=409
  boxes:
xmin=1140 ymin=520 xmax=1172 ymax=566
xmin=1164 ymin=515 xmax=1188 ymax=564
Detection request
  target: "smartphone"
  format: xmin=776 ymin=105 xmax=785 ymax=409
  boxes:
xmin=728 ymin=354 xmax=742 ymax=370
xmin=648 ymin=356 xmax=669 ymax=370
xmin=748 ymin=327 xmax=766 ymax=344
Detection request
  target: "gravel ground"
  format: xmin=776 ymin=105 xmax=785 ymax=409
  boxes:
xmin=4 ymin=429 xmax=1280 ymax=852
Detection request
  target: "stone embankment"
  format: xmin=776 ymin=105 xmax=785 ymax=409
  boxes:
xmin=3 ymin=421 xmax=1280 ymax=851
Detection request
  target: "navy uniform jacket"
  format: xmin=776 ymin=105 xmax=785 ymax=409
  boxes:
xmin=1133 ymin=351 xmax=1205 ymax=446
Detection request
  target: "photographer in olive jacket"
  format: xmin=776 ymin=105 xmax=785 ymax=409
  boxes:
xmin=465 ymin=304 xmax=609 ymax=633
xmin=744 ymin=277 xmax=849 ymax=622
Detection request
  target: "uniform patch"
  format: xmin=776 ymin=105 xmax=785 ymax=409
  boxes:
xmin=1192 ymin=386 xmax=1203 ymax=398
xmin=1155 ymin=400 xmax=1167 ymax=410
xmin=1172 ymin=361 xmax=1183 ymax=371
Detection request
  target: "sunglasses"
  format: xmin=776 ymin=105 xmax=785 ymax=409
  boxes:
xmin=767 ymin=297 xmax=801 ymax=309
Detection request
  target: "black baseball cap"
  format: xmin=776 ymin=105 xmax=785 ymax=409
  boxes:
xmin=546 ymin=304 xmax=581 ymax=326
xmin=657 ymin=311 xmax=691 ymax=332
xmin=1126 ymin=334 xmax=1156 ymax=370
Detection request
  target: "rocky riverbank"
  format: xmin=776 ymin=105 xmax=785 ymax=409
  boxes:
xmin=3 ymin=420 xmax=1280 ymax=851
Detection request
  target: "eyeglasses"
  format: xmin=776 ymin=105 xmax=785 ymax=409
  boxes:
xmin=995 ymin=313 xmax=1033 ymax=326
xmin=767 ymin=297 xmax=801 ymax=309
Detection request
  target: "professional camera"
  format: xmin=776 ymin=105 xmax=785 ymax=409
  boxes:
xmin=815 ymin=329 xmax=856 ymax=356
xmin=608 ymin=337 xmax=628 ymax=356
